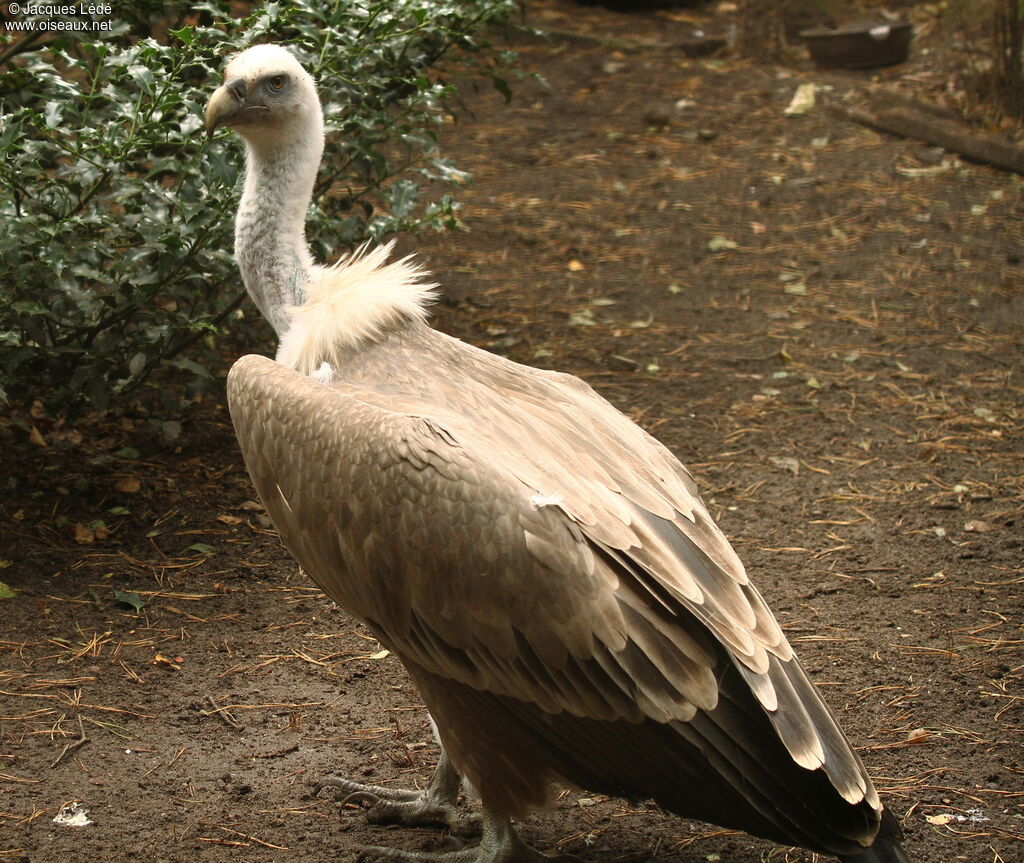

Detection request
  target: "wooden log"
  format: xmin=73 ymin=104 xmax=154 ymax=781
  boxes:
xmin=843 ymin=103 xmax=1024 ymax=175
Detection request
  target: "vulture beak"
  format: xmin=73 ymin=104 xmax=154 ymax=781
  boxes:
xmin=205 ymin=77 xmax=269 ymax=139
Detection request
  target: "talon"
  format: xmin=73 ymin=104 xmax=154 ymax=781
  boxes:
xmin=342 ymin=790 xmax=384 ymax=808
xmin=353 ymin=809 xmax=558 ymax=863
xmin=356 ymin=846 xmax=385 ymax=863
xmin=316 ymin=751 xmax=476 ymax=834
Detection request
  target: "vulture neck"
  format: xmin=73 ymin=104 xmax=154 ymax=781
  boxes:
xmin=234 ymin=129 xmax=324 ymax=338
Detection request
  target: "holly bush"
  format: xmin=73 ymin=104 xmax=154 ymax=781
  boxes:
xmin=0 ymin=0 xmax=515 ymax=413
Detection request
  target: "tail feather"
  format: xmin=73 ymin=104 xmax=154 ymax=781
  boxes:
xmin=842 ymin=809 xmax=910 ymax=863
xmin=842 ymin=837 xmax=910 ymax=863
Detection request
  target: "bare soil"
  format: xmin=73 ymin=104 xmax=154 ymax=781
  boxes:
xmin=2 ymin=2 xmax=1022 ymax=862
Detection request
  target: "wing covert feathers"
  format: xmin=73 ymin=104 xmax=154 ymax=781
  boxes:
xmin=227 ymin=346 xmax=886 ymax=855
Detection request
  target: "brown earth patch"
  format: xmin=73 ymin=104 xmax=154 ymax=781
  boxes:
xmin=2 ymin=2 xmax=1022 ymax=862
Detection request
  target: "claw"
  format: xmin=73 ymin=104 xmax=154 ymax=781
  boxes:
xmin=317 ymin=751 xmax=480 ymax=835
xmin=341 ymin=789 xmax=390 ymax=808
xmin=355 ymin=809 xmax=568 ymax=863
xmin=316 ymin=775 xmax=421 ymax=803
xmin=357 ymin=845 xmax=477 ymax=863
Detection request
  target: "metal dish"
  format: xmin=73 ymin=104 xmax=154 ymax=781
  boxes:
xmin=800 ymin=22 xmax=913 ymax=69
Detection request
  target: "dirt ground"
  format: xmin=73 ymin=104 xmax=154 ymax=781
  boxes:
xmin=2 ymin=2 xmax=1022 ymax=862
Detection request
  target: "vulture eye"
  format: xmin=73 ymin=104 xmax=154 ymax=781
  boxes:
xmin=268 ymin=74 xmax=287 ymax=92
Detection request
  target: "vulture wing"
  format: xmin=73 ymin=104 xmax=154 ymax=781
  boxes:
xmin=228 ymin=341 xmax=886 ymax=857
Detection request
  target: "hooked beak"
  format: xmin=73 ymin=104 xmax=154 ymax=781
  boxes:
xmin=205 ymin=77 xmax=269 ymax=139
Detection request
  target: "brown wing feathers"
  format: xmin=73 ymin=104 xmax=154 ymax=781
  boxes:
xmin=228 ymin=349 xmax=886 ymax=856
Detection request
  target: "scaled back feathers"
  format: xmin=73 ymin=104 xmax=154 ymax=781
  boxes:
xmin=276 ymin=241 xmax=438 ymax=374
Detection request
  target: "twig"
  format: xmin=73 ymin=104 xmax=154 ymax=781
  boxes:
xmin=840 ymin=102 xmax=1024 ymax=175
xmin=50 ymin=715 xmax=89 ymax=769
xmin=203 ymin=695 xmax=243 ymax=731
xmin=0 ymin=30 xmax=48 ymax=67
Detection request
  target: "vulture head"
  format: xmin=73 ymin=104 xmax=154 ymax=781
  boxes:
xmin=205 ymin=44 xmax=322 ymax=152
xmin=204 ymin=44 xmax=327 ymax=337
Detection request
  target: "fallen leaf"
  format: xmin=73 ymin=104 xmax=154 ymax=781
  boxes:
xmin=188 ymin=542 xmax=215 ymax=555
xmin=369 ymin=649 xmax=391 ymax=660
xmin=783 ymin=83 xmax=816 ymax=116
xmin=74 ymin=523 xmax=95 ymax=545
xmin=115 ymin=477 xmax=141 ymax=494
xmin=708 ymin=235 xmax=737 ymax=252
xmin=113 ymin=589 xmax=145 ymax=613
xmin=569 ymin=309 xmax=596 ymax=327
xmin=161 ymin=421 xmax=181 ymax=443
xmin=217 ymin=514 xmax=243 ymax=525
xmin=153 ymin=653 xmax=180 ymax=670
xmin=906 ymin=727 xmax=930 ymax=743
xmin=0 ymin=581 xmax=15 ymax=599
xmin=29 ymin=426 xmax=47 ymax=447
xmin=768 ymin=456 xmax=800 ymax=475
xmin=926 ymin=814 xmax=952 ymax=826
xmin=567 ymin=259 xmax=585 ymax=272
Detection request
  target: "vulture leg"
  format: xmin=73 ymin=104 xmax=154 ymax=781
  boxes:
xmin=358 ymin=806 xmax=571 ymax=863
xmin=320 ymin=749 xmax=478 ymax=834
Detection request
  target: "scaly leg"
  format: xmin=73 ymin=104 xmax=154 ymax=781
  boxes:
xmin=318 ymin=749 xmax=478 ymax=834
xmin=357 ymin=805 xmax=576 ymax=863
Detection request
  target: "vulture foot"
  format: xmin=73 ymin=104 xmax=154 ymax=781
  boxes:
xmin=357 ymin=809 xmax=578 ymax=863
xmin=319 ymin=751 xmax=479 ymax=835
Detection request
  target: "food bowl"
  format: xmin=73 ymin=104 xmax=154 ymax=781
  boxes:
xmin=800 ymin=22 xmax=913 ymax=69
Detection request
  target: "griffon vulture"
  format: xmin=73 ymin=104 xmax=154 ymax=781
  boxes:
xmin=205 ymin=43 xmax=909 ymax=863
